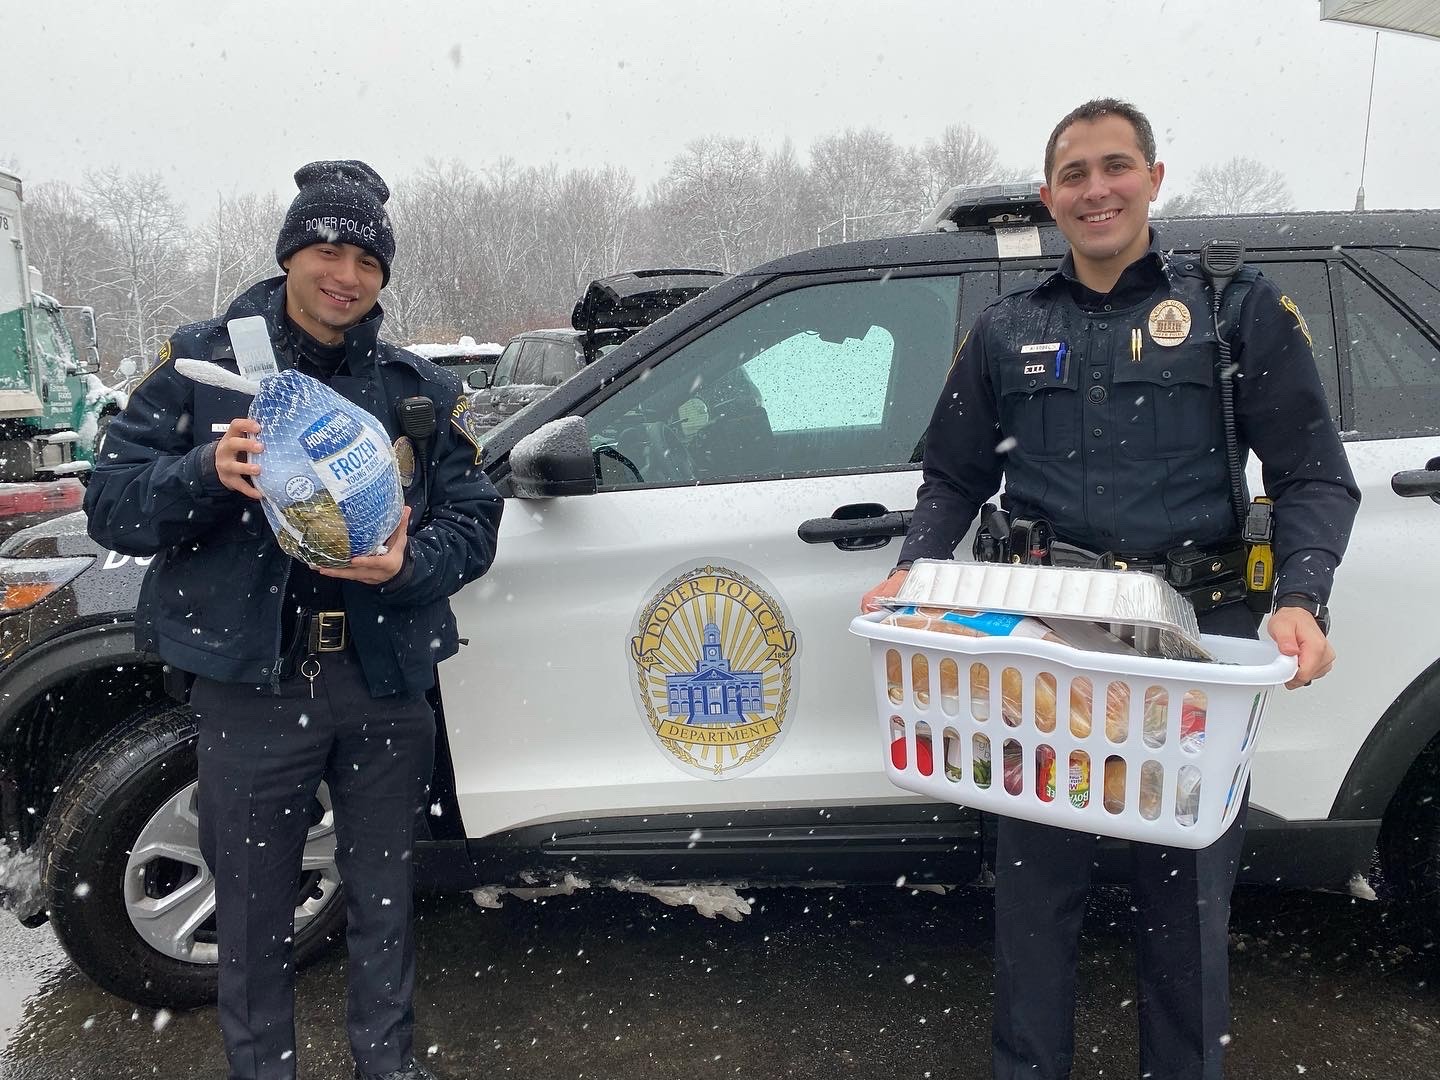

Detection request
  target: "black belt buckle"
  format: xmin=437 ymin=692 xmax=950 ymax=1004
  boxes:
xmin=308 ymin=611 xmax=348 ymax=654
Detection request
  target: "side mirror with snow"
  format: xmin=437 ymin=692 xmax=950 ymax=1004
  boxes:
xmin=508 ymin=416 xmax=597 ymax=499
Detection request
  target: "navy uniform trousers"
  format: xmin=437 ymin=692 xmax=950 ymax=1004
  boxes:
xmin=992 ymin=602 xmax=1260 ymax=1080
xmin=194 ymin=645 xmax=435 ymax=1080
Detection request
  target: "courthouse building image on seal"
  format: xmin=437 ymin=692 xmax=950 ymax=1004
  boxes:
xmin=666 ymin=624 xmax=764 ymax=724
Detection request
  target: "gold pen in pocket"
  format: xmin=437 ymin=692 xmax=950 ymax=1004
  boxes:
xmin=1131 ymin=328 xmax=1142 ymax=363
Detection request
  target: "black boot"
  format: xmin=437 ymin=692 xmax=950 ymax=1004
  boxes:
xmin=353 ymin=1060 xmax=441 ymax=1080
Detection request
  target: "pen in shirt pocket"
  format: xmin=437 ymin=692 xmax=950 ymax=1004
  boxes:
xmin=1053 ymin=342 xmax=1068 ymax=379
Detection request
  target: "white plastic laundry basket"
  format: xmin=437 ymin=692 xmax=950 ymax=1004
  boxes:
xmin=849 ymin=611 xmax=1297 ymax=849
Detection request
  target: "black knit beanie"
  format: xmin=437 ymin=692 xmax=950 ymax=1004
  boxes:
xmin=275 ymin=160 xmax=395 ymax=285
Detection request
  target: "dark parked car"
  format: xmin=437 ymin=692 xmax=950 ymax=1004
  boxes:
xmin=404 ymin=336 xmax=504 ymax=385
xmin=470 ymin=268 xmax=728 ymax=428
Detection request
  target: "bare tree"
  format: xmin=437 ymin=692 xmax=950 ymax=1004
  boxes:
xmin=476 ymin=160 xmax=549 ymax=338
xmin=24 ymin=181 xmax=107 ymax=305
xmin=810 ymin=128 xmax=916 ymax=244
xmin=1187 ymin=157 xmax=1294 ymax=215
xmin=543 ymin=165 xmax=638 ymax=293
xmin=83 ymin=168 xmax=194 ymax=363
xmin=907 ymin=123 xmax=1022 ymax=210
xmin=1156 ymin=191 xmax=1208 ymax=218
xmin=651 ymin=137 xmax=769 ymax=272
xmin=759 ymin=139 xmax=817 ymax=261
xmin=389 ymin=159 xmax=487 ymax=343
xmin=195 ymin=189 xmax=285 ymax=317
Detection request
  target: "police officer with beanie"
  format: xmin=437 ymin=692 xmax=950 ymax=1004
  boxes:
xmin=862 ymin=100 xmax=1359 ymax=1079
xmin=85 ymin=160 xmax=501 ymax=1080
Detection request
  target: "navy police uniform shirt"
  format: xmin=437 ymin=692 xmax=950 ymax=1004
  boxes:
xmin=897 ymin=232 xmax=1360 ymax=605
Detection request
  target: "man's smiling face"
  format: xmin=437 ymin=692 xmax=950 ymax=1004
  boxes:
xmin=282 ymin=241 xmax=384 ymax=344
xmin=1040 ymin=114 xmax=1164 ymax=281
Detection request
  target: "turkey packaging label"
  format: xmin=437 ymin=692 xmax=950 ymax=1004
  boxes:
xmin=250 ymin=370 xmax=404 ymax=567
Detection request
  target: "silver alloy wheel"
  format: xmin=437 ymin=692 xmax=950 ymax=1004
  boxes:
xmin=123 ymin=781 xmax=341 ymax=964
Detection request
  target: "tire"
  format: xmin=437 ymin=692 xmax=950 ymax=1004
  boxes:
xmin=41 ymin=703 xmax=345 ymax=1008
xmin=1380 ymin=750 xmax=1440 ymax=942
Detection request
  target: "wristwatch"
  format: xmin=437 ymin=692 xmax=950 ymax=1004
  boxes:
xmin=1273 ymin=593 xmax=1331 ymax=635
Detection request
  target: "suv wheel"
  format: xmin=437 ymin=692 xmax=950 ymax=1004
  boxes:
xmin=1380 ymin=750 xmax=1440 ymax=940
xmin=41 ymin=703 xmax=344 ymax=1007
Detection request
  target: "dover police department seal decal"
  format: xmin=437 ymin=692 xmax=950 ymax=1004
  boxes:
xmin=1147 ymin=299 xmax=1192 ymax=346
xmin=630 ymin=564 xmax=799 ymax=780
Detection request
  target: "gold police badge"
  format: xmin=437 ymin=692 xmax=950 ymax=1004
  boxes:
xmin=392 ymin=436 xmax=416 ymax=489
xmin=1147 ymin=299 xmax=1192 ymax=346
xmin=630 ymin=564 xmax=799 ymax=780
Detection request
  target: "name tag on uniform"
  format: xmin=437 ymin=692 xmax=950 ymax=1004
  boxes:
xmin=1023 ymin=363 xmax=1047 ymax=375
xmin=211 ymin=423 xmax=230 ymax=434
xmin=1020 ymin=342 xmax=1062 ymax=354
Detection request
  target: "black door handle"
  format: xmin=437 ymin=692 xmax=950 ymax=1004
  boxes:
xmin=1392 ymin=468 xmax=1440 ymax=502
xmin=798 ymin=503 xmax=912 ymax=551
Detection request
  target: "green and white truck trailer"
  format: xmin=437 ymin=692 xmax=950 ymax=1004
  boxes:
xmin=0 ymin=167 xmax=122 ymax=482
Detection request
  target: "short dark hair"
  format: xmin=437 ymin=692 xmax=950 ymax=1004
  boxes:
xmin=1044 ymin=98 xmax=1156 ymax=182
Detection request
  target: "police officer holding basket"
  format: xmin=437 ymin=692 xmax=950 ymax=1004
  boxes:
xmin=862 ymin=99 xmax=1360 ymax=1079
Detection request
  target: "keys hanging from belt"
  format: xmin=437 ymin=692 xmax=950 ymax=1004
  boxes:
xmin=298 ymin=611 xmax=348 ymax=700
xmin=300 ymin=657 xmax=321 ymax=699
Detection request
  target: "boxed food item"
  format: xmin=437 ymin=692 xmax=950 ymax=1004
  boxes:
xmin=880 ymin=605 xmax=1059 ymax=641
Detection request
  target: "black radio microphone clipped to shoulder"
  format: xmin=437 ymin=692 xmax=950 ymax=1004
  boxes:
xmin=395 ymin=396 xmax=436 ymax=441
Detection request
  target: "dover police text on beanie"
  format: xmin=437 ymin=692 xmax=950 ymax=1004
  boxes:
xmin=274 ymin=160 xmax=395 ymax=285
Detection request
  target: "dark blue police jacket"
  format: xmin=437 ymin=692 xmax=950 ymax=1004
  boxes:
xmin=899 ymin=237 xmax=1360 ymax=605
xmin=84 ymin=277 xmax=504 ymax=698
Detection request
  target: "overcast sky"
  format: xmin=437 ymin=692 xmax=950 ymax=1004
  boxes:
xmin=7 ymin=0 xmax=1439 ymax=218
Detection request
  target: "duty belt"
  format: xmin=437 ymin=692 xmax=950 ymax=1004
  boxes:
xmin=1046 ymin=538 xmax=1249 ymax=614
xmin=973 ymin=504 xmax=1249 ymax=614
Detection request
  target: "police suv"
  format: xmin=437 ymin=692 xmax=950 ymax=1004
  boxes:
xmin=3 ymin=185 xmax=1439 ymax=1007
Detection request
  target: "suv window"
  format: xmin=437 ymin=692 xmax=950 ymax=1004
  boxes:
xmin=511 ymin=339 xmax=546 ymax=385
xmin=1260 ymin=260 xmax=1341 ymax=425
xmin=586 ymin=275 xmax=960 ymax=488
xmin=491 ymin=341 xmax=522 ymax=388
xmin=1338 ymin=264 xmax=1440 ymax=437
xmin=540 ymin=341 xmax=582 ymax=386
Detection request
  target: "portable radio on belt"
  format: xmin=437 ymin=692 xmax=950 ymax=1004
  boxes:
xmin=1242 ymin=496 xmax=1275 ymax=594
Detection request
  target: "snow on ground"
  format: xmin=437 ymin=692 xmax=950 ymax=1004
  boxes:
xmin=0 ymin=841 xmax=43 ymax=920
xmin=471 ymin=872 xmax=754 ymax=921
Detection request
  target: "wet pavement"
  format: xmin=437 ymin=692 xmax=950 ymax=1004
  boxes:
xmin=1 ymin=883 xmax=1437 ymax=1079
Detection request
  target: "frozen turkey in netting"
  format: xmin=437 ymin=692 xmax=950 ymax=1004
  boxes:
xmin=175 ymin=359 xmax=403 ymax=567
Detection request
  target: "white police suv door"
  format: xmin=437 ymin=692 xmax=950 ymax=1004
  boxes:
xmin=446 ymin=272 xmax=967 ymax=840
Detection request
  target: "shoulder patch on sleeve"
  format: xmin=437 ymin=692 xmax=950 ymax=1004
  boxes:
xmin=450 ymin=396 xmax=486 ymax=465
xmin=132 ymin=338 xmax=174 ymax=391
xmin=948 ymin=329 xmax=971 ymax=374
xmin=1279 ymin=295 xmax=1313 ymax=348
